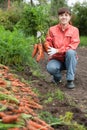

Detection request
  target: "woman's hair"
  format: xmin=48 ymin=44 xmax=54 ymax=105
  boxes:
xmin=58 ymin=7 xmax=71 ymax=16
xmin=58 ymin=7 xmax=72 ymax=25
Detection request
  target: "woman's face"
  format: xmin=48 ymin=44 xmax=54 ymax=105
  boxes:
xmin=58 ymin=12 xmax=71 ymax=25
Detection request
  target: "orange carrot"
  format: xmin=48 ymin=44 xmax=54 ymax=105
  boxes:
xmin=12 ymin=109 xmax=23 ymax=114
xmin=0 ymin=112 xmax=6 ymax=118
xmin=32 ymin=44 xmax=38 ymax=57
xmin=8 ymin=128 xmax=20 ymax=130
xmin=43 ymin=41 xmax=49 ymax=53
xmin=36 ymin=43 xmax=44 ymax=62
xmin=28 ymin=120 xmax=48 ymax=130
xmin=33 ymin=117 xmax=47 ymax=126
xmin=24 ymin=106 xmax=37 ymax=116
xmin=2 ymin=115 xmax=19 ymax=123
xmin=22 ymin=127 xmax=28 ymax=130
xmin=25 ymin=102 xmax=42 ymax=109
xmin=27 ymin=123 xmax=37 ymax=130
xmin=33 ymin=117 xmax=54 ymax=130
xmin=0 ymin=78 xmax=7 ymax=87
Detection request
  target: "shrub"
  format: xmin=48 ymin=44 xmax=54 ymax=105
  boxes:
xmin=0 ymin=3 xmax=22 ymax=31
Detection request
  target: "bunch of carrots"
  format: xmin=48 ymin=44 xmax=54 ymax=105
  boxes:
xmin=0 ymin=64 xmax=54 ymax=130
xmin=32 ymin=42 xmax=49 ymax=62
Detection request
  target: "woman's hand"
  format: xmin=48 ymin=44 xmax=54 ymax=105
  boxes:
xmin=48 ymin=47 xmax=58 ymax=56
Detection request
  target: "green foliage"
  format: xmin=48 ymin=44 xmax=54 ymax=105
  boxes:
xmin=39 ymin=111 xmax=59 ymax=124
xmin=38 ymin=0 xmax=48 ymax=5
xmin=43 ymin=89 xmax=64 ymax=104
xmin=0 ymin=92 xmax=19 ymax=104
xmin=49 ymin=17 xmax=59 ymax=26
xmin=17 ymin=4 xmax=50 ymax=36
xmin=59 ymin=112 xmax=86 ymax=130
xmin=50 ymin=0 xmax=67 ymax=16
xmin=72 ymin=2 xmax=87 ymax=36
xmin=80 ymin=36 xmax=87 ymax=46
xmin=0 ymin=3 xmax=23 ymax=31
xmin=39 ymin=111 xmax=87 ymax=130
xmin=0 ymin=26 xmax=37 ymax=69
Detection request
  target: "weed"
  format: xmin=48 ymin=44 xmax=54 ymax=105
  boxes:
xmin=43 ymin=89 xmax=64 ymax=104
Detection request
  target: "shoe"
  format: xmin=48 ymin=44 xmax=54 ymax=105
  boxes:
xmin=51 ymin=78 xmax=62 ymax=84
xmin=67 ymin=80 xmax=75 ymax=89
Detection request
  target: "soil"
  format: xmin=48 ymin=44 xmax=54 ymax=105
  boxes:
xmin=16 ymin=47 xmax=87 ymax=130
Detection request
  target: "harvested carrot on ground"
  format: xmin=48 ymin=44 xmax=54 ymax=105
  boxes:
xmin=33 ymin=117 xmax=48 ymax=125
xmin=0 ymin=112 xmax=6 ymax=118
xmin=27 ymin=123 xmax=37 ymax=130
xmin=36 ymin=43 xmax=44 ymax=62
xmin=26 ymin=102 xmax=42 ymax=109
xmin=2 ymin=114 xmax=19 ymax=123
xmin=24 ymin=106 xmax=37 ymax=116
xmin=32 ymin=44 xmax=38 ymax=57
xmin=8 ymin=128 xmax=20 ymax=130
xmin=28 ymin=120 xmax=48 ymax=130
xmin=22 ymin=127 xmax=28 ymax=130
xmin=33 ymin=117 xmax=54 ymax=130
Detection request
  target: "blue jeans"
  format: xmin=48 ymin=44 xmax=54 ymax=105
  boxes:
xmin=46 ymin=49 xmax=77 ymax=81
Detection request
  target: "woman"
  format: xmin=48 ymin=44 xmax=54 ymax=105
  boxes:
xmin=45 ymin=7 xmax=80 ymax=89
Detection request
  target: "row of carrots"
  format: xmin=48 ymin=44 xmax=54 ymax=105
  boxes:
xmin=0 ymin=64 xmax=54 ymax=130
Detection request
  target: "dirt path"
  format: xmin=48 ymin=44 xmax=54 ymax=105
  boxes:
xmin=39 ymin=47 xmax=87 ymax=113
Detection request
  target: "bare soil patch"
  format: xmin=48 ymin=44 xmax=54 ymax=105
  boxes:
xmin=16 ymin=47 xmax=87 ymax=130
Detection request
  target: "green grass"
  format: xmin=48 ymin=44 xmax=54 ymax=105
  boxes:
xmin=80 ymin=36 xmax=87 ymax=47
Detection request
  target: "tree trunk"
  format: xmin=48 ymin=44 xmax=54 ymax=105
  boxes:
xmin=8 ymin=0 xmax=10 ymax=9
xmin=30 ymin=0 xmax=34 ymax=6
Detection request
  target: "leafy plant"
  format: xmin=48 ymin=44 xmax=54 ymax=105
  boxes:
xmin=0 ymin=92 xmax=19 ymax=104
xmin=0 ymin=3 xmax=22 ymax=31
xmin=43 ymin=89 xmax=64 ymax=104
xmin=39 ymin=111 xmax=59 ymax=124
xmin=17 ymin=4 xmax=50 ymax=36
xmin=0 ymin=26 xmax=37 ymax=70
xmin=39 ymin=111 xmax=87 ymax=130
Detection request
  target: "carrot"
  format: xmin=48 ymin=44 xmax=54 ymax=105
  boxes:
xmin=12 ymin=109 xmax=23 ymax=114
xmin=27 ymin=123 xmax=37 ymax=130
xmin=43 ymin=41 xmax=49 ymax=53
xmin=0 ymin=112 xmax=6 ymax=118
xmin=33 ymin=117 xmax=54 ymax=130
xmin=0 ymin=65 xmax=9 ymax=72
xmin=28 ymin=120 xmax=48 ymax=130
xmin=36 ymin=43 xmax=44 ymax=62
xmin=24 ymin=106 xmax=37 ymax=116
xmin=6 ymin=106 xmax=15 ymax=111
xmin=18 ymin=107 xmax=25 ymax=113
xmin=33 ymin=117 xmax=47 ymax=126
xmin=4 ymin=73 xmax=15 ymax=81
xmin=8 ymin=128 xmax=20 ymax=130
xmin=5 ymin=111 xmax=13 ymax=115
xmin=2 ymin=114 xmax=19 ymax=123
xmin=32 ymin=44 xmax=38 ymax=57
xmin=0 ymin=78 xmax=7 ymax=87
xmin=22 ymin=127 xmax=28 ymax=130
xmin=26 ymin=102 xmax=42 ymax=109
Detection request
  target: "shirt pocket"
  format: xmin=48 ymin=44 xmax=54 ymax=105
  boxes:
xmin=65 ymin=32 xmax=72 ymax=44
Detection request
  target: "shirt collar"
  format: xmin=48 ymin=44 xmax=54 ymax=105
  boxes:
xmin=58 ymin=23 xmax=70 ymax=31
